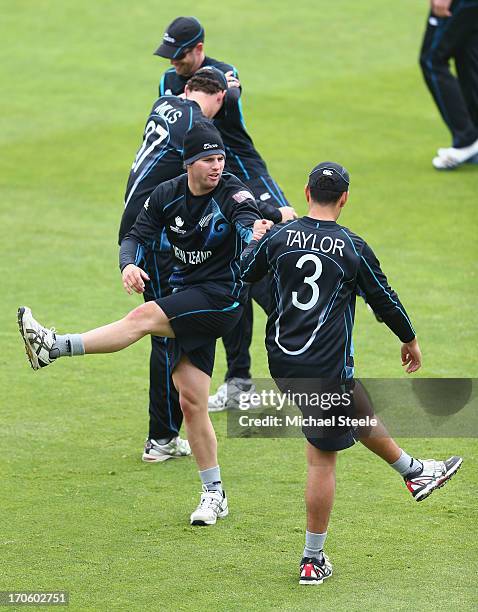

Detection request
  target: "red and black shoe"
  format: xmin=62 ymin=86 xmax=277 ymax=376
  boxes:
xmin=405 ymin=456 xmax=463 ymax=502
xmin=299 ymin=554 xmax=333 ymax=586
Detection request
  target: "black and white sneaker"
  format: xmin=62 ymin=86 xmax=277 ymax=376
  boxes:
xmin=18 ymin=307 xmax=56 ymax=370
xmin=142 ymin=437 xmax=191 ymax=462
xmin=299 ymin=554 xmax=333 ymax=585
xmin=405 ymin=456 xmax=463 ymax=502
xmin=190 ymin=486 xmax=228 ymax=526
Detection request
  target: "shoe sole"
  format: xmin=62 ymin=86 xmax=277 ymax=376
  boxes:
xmin=190 ymin=506 xmax=229 ymax=526
xmin=142 ymin=453 xmax=190 ymax=463
xmin=415 ymin=458 xmax=463 ymax=502
xmin=17 ymin=307 xmax=40 ymax=371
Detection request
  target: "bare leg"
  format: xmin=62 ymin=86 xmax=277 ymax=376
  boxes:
xmin=360 ymin=436 xmax=401 ymax=464
xmin=305 ymin=443 xmax=337 ymax=533
xmin=82 ymin=302 xmax=174 ymax=354
xmin=172 ymin=355 xmax=217 ymax=470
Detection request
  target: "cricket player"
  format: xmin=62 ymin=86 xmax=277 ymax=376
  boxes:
xmin=18 ymin=122 xmax=272 ymax=526
xmin=154 ymin=16 xmax=297 ymax=410
xmin=241 ymin=161 xmax=463 ymax=584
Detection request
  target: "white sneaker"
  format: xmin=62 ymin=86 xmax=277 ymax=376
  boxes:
xmin=208 ymin=382 xmax=228 ymax=412
xmin=208 ymin=378 xmax=256 ymax=412
xmin=190 ymin=486 xmax=228 ymax=526
xmin=142 ymin=436 xmax=191 ymax=462
xmin=17 ymin=306 xmax=56 ymax=370
xmin=432 ymin=155 xmax=458 ymax=170
xmin=434 ymin=138 xmax=478 ymax=169
xmin=404 ymin=456 xmax=463 ymax=502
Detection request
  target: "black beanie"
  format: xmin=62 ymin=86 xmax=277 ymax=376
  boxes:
xmin=183 ymin=121 xmax=226 ymax=165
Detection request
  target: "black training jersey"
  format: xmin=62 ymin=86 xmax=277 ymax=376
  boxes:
xmin=241 ymin=217 xmax=416 ymax=378
xmin=118 ymin=96 xmax=205 ymax=244
xmin=120 ymin=173 xmax=262 ymax=302
xmin=159 ymin=56 xmax=269 ymax=181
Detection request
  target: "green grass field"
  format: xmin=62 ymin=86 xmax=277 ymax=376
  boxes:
xmin=1 ymin=1 xmax=477 ymax=610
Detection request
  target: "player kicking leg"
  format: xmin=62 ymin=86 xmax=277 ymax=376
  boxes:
xmin=241 ymin=160 xmax=464 ymax=584
xmin=18 ymin=295 xmax=232 ymax=526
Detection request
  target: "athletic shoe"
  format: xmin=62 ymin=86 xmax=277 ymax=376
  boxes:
xmin=17 ymin=306 xmax=56 ymax=371
xmin=208 ymin=378 xmax=256 ymax=412
xmin=142 ymin=437 xmax=191 ymax=462
xmin=434 ymin=138 xmax=478 ymax=169
xmin=190 ymin=486 xmax=228 ymax=526
xmin=208 ymin=382 xmax=228 ymax=412
xmin=405 ymin=456 xmax=463 ymax=502
xmin=299 ymin=554 xmax=333 ymax=585
xmin=432 ymin=155 xmax=458 ymax=170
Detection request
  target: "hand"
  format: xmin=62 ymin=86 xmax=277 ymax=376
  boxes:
xmin=401 ymin=338 xmax=422 ymax=373
xmin=279 ymin=206 xmax=298 ymax=222
xmin=225 ymin=70 xmax=241 ymax=89
xmin=431 ymin=0 xmax=452 ymax=17
xmin=252 ymin=219 xmax=273 ymax=241
xmin=122 ymin=264 xmax=150 ymax=295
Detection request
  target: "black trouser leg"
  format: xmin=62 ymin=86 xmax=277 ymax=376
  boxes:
xmin=419 ymin=4 xmax=478 ymax=147
xmin=143 ymin=248 xmax=182 ymax=440
xmin=221 ymin=276 xmax=271 ymax=381
xmin=455 ymin=20 xmax=478 ymax=129
xmin=222 ymin=299 xmax=253 ymax=380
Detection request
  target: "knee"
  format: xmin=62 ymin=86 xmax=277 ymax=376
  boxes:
xmin=124 ymin=302 xmax=157 ymax=332
xmin=180 ymin=390 xmax=203 ymax=419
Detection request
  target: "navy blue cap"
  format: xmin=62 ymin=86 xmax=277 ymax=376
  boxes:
xmin=308 ymin=161 xmax=350 ymax=192
xmin=154 ymin=17 xmax=204 ymax=60
xmin=192 ymin=66 xmax=228 ymax=90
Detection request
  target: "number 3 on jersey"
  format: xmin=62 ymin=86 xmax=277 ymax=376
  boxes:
xmin=292 ymin=254 xmax=323 ymax=311
xmin=132 ymin=120 xmax=169 ymax=173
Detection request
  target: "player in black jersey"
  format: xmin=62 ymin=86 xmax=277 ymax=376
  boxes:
xmin=241 ymin=161 xmax=463 ymax=584
xmin=18 ymin=123 xmax=273 ymax=527
xmin=154 ymin=16 xmax=297 ymax=410
xmin=120 ymin=68 xmax=290 ymax=462
xmin=119 ymin=68 xmax=227 ymax=463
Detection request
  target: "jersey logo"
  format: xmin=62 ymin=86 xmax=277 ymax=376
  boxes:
xmin=259 ymin=192 xmax=271 ymax=201
xmin=198 ymin=212 xmax=214 ymax=228
xmin=170 ymin=216 xmax=186 ymax=234
xmin=232 ymin=190 xmax=254 ymax=203
xmin=144 ymin=197 xmax=150 ymax=210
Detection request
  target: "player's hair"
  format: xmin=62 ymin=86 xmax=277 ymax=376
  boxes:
xmin=186 ymin=75 xmax=224 ymax=95
xmin=309 ymin=176 xmax=345 ymax=205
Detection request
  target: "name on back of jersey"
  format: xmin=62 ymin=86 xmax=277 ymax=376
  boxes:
xmin=153 ymin=100 xmax=182 ymax=124
xmin=285 ymin=230 xmax=345 ymax=257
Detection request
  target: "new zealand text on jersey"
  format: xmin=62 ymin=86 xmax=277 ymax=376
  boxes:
xmin=172 ymin=245 xmax=212 ymax=265
xmin=285 ymin=230 xmax=345 ymax=257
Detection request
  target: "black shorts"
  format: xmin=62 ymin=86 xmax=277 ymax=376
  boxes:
xmin=244 ymin=174 xmax=290 ymax=208
xmin=156 ymin=287 xmax=243 ymax=376
xmin=269 ymin=360 xmax=358 ymax=452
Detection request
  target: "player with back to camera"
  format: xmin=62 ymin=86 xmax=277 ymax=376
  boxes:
xmin=154 ymin=15 xmax=298 ymax=411
xmin=241 ymin=161 xmax=463 ymax=585
xmin=18 ymin=122 xmax=273 ymax=527
xmin=119 ymin=67 xmax=284 ymax=463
